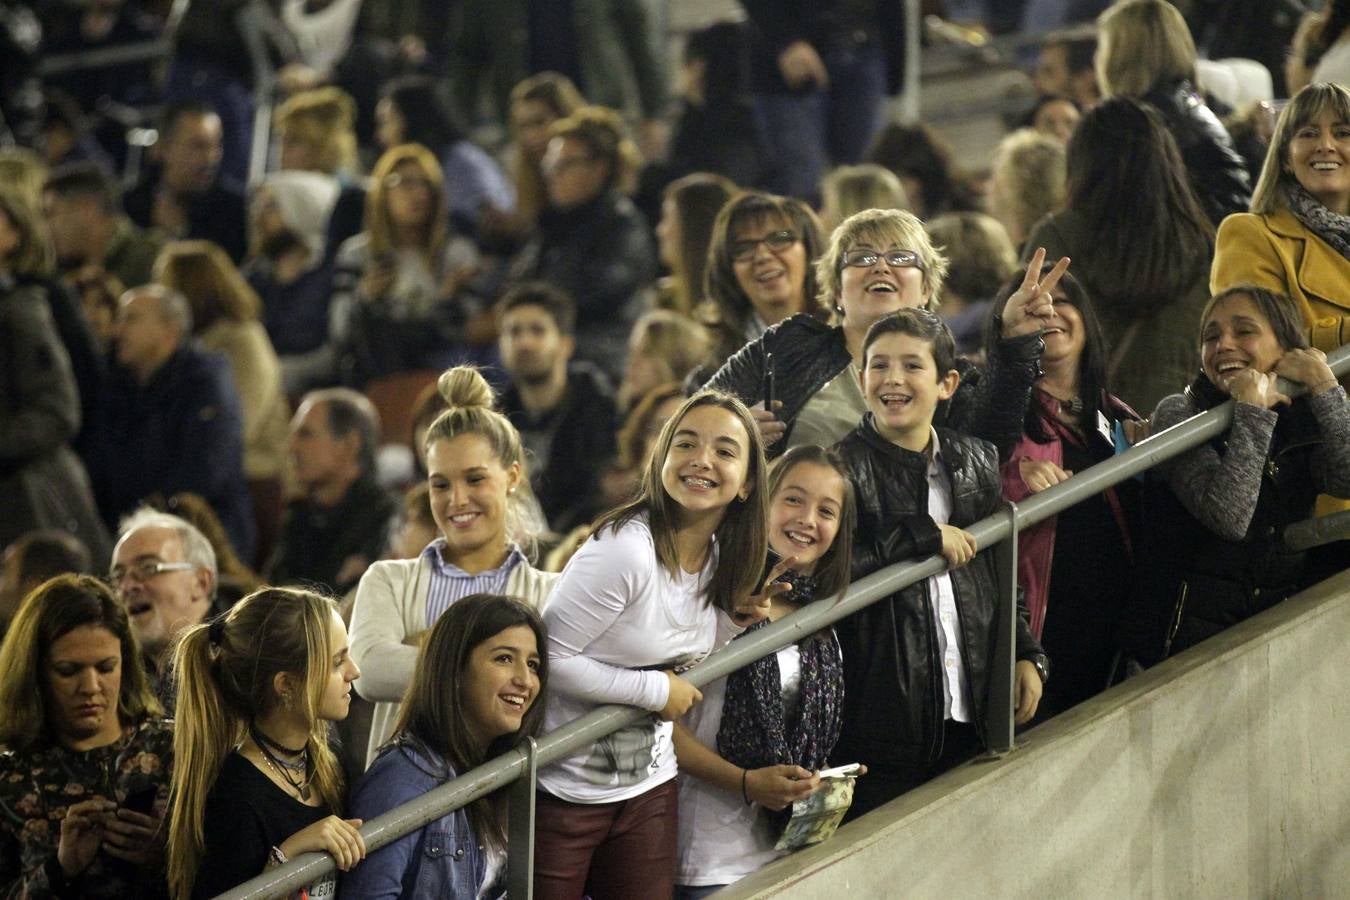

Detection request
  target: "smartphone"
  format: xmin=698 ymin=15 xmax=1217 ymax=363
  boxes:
xmin=121 ymin=785 xmax=158 ymax=816
xmin=818 ymin=763 xmax=862 ymax=779
xmin=763 ymin=352 xmax=776 ymax=410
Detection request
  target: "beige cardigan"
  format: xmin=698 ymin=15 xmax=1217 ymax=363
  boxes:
xmin=198 ymin=319 xmax=290 ymax=480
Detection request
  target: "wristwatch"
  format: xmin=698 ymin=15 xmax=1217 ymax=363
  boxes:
xmin=1030 ymin=653 xmax=1051 ymax=686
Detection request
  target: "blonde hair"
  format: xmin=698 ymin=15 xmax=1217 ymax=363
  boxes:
xmin=1096 ymin=0 xmax=1197 ymax=99
xmin=990 ymin=128 xmax=1066 ymax=243
xmin=510 ymin=73 xmax=585 ymax=223
xmin=816 ymin=208 xmax=949 ymax=313
xmin=274 ymin=87 xmax=359 ymax=175
xmin=167 ymin=588 xmax=344 ymax=900
xmin=820 ymin=164 xmax=910 ymax=229
xmin=926 ymin=212 xmax=1019 ymax=303
xmin=0 ymin=185 xmax=54 ymax=278
xmin=1251 ymin=82 xmax=1350 ymax=215
xmin=631 ymin=310 xmax=712 ymax=388
xmin=154 ymin=240 xmax=262 ymax=330
xmin=549 ymin=105 xmax=643 ymax=196
xmin=365 ymin=143 xmax=449 ymax=261
xmin=0 ymin=147 xmax=49 ymax=209
xmin=423 ymin=366 xmax=541 ymax=557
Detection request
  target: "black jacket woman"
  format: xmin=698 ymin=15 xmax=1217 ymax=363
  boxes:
xmin=1096 ymin=0 xmax=1251 ymax=225
xmin=707 ymin=208 xmax=1056 ymax=459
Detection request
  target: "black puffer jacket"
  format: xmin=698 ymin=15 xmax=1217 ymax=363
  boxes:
xmin=831 ymin=417 xmax=1043 ymax=769
xmin=705 ymin=314 xmax=1044 ymax=458
xmin=1144 ymin=79 xmax=1252 ymax=225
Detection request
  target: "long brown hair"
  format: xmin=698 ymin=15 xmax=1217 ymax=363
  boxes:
xmin=1251 ymin=82 xmax=1350 ymax=215
xmin=0 ymin=575 xmax=161 ymax=750
xmin=391 ymin=593 xmax=548 ymax=851
xmin=593 ymin=390 xmax=769 ymax=615
xmin=154 ymin=240 xmax=262 ymax=331
xmin=766 ymin=446 xmax=855 ymax=603
xmin=167 ymin=588 xmax=345 ymax=900
xmin=662 ymin=173 xmax=737 ymax=314
xmin=1064 ymin=97 xmax=1213 ymax=316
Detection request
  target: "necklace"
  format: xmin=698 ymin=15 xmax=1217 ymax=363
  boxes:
xmin=250 ymin=724 xmax=313 ymax=799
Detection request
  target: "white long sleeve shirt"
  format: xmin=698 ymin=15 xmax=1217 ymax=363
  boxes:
xmin=539 ymin=515 xmax=741 ymax=804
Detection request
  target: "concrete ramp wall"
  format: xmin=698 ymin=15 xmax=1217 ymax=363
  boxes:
xmin=722 ymin=570 xmax=1350 ymax=899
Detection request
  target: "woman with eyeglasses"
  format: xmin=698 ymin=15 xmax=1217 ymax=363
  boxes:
xmin=698 ymin=191 xmax=827 ymax=376
xmin=505 ymin=105 xmax=656 ymax=382
xmin=330 ymin=143 xmax=483 ymax=387
xmin=706 ymin=207 xmax=1059 ymax=457
xmin=0 ymin=575 xmax=173 ymax=899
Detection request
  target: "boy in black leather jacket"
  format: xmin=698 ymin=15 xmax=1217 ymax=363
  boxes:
xmin=832 ymin=309 xmax=1047 ymax=820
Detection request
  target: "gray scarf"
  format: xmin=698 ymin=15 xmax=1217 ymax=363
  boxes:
xmin=1283 ymin=183 xmax=1350 ymax=260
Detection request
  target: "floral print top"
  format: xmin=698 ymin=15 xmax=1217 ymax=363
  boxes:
xmin=0 ymin=717 xmax=174 ymax=899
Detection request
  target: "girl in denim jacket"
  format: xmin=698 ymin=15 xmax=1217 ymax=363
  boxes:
xmin=344 ymin=593 xmax=548 ymax=898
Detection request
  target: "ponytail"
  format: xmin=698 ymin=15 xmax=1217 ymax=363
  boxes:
xmin=166 ymin=588 xmax=345 ymax=900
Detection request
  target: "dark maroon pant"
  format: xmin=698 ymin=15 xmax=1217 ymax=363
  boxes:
xmin=533 ymin=779 xmax=678 ymax=900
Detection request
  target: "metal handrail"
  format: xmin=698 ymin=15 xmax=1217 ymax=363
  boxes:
xmin=220 ymin=344 xmax=1349 ymax=899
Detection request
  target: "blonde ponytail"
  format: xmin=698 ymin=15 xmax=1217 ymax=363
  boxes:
xmin=165 ymin=589 xmax=346 ymax=900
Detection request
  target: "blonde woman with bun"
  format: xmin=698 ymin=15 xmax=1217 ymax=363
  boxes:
xmin=348 ymin=365 xmax=558 ymax=767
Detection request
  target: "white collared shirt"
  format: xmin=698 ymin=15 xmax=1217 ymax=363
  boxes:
xmin=924 ymin=429 xmax=971 ymax=723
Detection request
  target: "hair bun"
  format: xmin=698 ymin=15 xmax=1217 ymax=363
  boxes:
xmin=437 ymin=366 xmax=495 ymax=410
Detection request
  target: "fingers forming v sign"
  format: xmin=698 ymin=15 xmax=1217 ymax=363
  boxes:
xmin=1001 ymin=248 xmax=1071 ymax=338
xmin=734 ymin=554 xmax=799 ymax=625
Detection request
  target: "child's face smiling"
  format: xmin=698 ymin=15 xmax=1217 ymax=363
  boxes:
xmin=861 ymin=332 xmax=958 ymax=452
xmin=768 ymin=461 xmax=846 ymax=574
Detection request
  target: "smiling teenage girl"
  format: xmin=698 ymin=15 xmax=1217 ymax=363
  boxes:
xmin=169 ymin=587 xmax=364 ymax=899
xmin=349 ymin=365 xmax=557 ymax=767
xmin=533 ymin=391 xmax=784 ymax=900
xmin=1123 ymin=286 xmax=1350 ymax=665
xmin=673 ymin=445 xmax=857 ymax=897
xmin=344 ymin=593 xmax=548 ymax=898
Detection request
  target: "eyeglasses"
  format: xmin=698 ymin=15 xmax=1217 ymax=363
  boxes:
xmin=383 ymin=173 xmax=432 ymax=191
xmin=730 ymin=230 xmax=798 ymax=262
xmin=841 ymin=248 xmax=923 ymax=270
xmin=109 ymin=559 xmax=196 ymax=585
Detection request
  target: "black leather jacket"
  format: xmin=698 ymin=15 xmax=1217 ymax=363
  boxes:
xmin=831 ymin=417 xmax=1043 ymax=768
xmin=705 ymin=313 xmax=1044 ymax=458
xmin=1145 ymin=79 xmax=1252 ymax=225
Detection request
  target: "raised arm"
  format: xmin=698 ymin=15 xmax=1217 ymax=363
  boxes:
xmin=1154 ymin=391 xmax=1276 ymax=542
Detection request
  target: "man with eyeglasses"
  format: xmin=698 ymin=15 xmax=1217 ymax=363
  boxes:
xmin=109 ymin=508 xmax=218 ymax=708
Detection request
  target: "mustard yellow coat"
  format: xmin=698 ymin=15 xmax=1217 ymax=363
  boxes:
xmin=1212 ymin=207 xmax=1350 ymax=352
xmin=1213 ymin=207 xmax=1350 ymax=515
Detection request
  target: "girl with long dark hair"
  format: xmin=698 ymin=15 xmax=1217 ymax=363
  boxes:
xmin=343 ymin=593 xmax=548 ymax=898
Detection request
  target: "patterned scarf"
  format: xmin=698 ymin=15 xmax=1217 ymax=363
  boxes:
xmin=715 ymin=572 xmax=844 ymax=774
xmin=1284 ymin=183 xmax=1350 ymax=260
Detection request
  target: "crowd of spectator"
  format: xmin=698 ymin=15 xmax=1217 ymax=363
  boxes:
xmin=1 ymin=0 xmax=1348 ymax=898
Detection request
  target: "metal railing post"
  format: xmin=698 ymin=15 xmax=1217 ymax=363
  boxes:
xmin=986 ymin=500 xmax=1021 ymax=755
xmin=218 ymin=345 xmax=1349 ymax=900
xmin=506 ymin=737 xmax=538 ymax=899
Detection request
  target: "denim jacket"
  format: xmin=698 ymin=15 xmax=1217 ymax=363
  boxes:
xmin=342 ymin=739 xmax=492 ymax=899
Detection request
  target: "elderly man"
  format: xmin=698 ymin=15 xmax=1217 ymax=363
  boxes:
xmin=268 ymin=388 xmax=397 ymax=596
xmin=84 ymin=284 xmax=255 ymax=560
xmin=109 ymin=508 xmax=218 ymax=706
